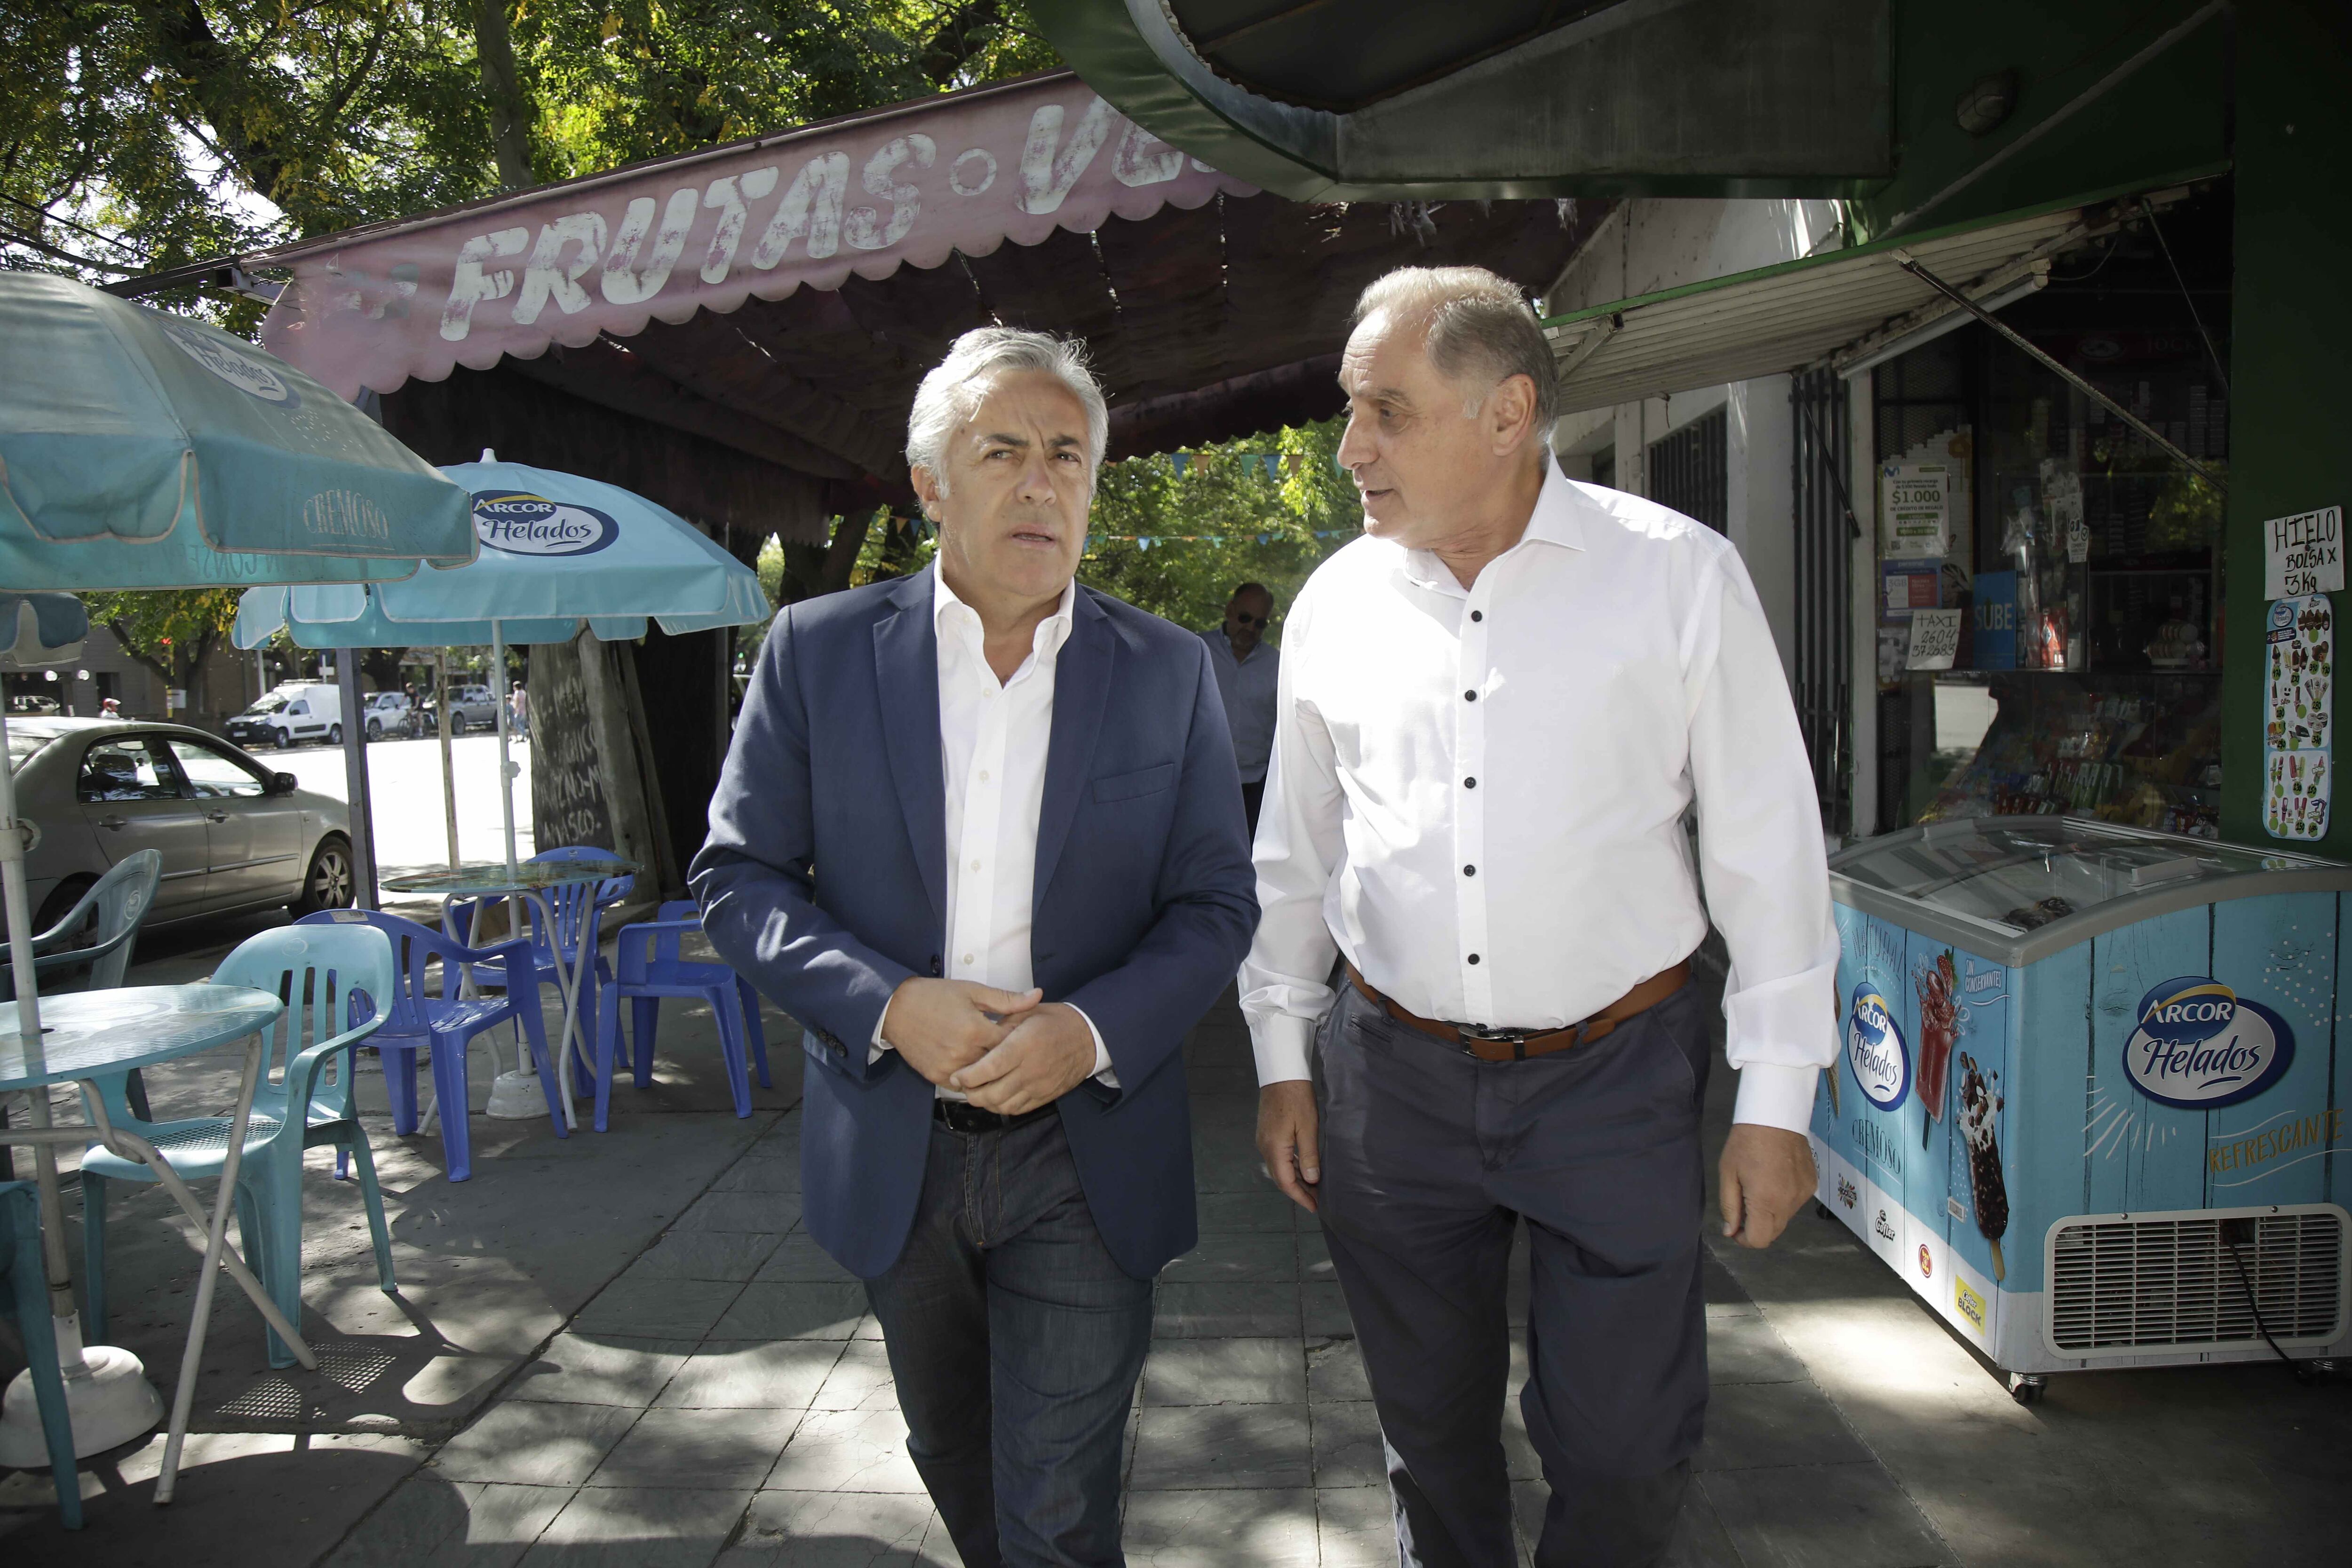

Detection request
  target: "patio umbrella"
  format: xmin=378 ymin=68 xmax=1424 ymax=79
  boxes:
xmin=235 ymin=455 xmax=770 ymax=879
xmin=0 ymin=273 xmax=479 ymax=1462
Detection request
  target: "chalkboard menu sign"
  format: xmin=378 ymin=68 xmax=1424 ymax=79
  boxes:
xmin=530 ymin=639 xmax=615 ymax=852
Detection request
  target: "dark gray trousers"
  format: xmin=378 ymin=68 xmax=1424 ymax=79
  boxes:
xmin=1316 ymin=979 xmax=1711 ymax=1568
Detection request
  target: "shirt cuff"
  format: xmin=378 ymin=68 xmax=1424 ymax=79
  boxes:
xmin=1732 ymin=1062 xmax=1820 ymax=1134
xmin=1251 ymin=1014 xmax=1316 ymax=1086
xmin=1067 ymin=1003 xmax=1119 ymax=1089
xmin=869 ymin=994 xmax=893 ymax=1064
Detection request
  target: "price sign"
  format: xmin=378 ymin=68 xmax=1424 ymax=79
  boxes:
xmin=1907 ymin=609 xmax=1962 ymax=671
xmin=2265 ymin=505 xmax=2344 ymax=599
xmin=1881 ymin=462 xmax=1951 ymax=559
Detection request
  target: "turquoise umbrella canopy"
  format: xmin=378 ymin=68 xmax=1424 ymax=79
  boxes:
xmin=232 ymin=458 xmax=769 ymax=649
xmin=0 ymin=594 xmax=89 ymax=669
xmin=0 ymin=272 xmax=477 ymax=589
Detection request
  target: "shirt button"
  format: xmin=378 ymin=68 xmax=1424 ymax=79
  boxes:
xmin=1463 ymin=865 xmax=1477 ymax=877
xmin=978 ymin=770 xmax=990 ymax=782
xmin=1470 ymin=610 xmax=1484 ymax=622
xmin=1463 ymin=690 xmax=1478 ymax=702
xmin=1467 ymin=953 xmax=1482 ymax=965
xmin=1464 ymin=777 xmax=1477 ymax=788
xmin=971 ymin=859 xmax=983 ymax=871
xmin=962 ymin=953 xmax=975 ymax=966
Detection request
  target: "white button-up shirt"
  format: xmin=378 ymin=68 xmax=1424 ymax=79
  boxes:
xmin=873 ymin=569 xmax=1112 ymax=1096
xmin=1240 ymin=459 xmax=1838 ymax=1132
xmin=1201 ymin=630 xmax=1281 ymax=783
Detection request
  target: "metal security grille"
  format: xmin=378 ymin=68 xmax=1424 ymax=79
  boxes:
xmin=1791 ymin=370 xmax=1853 ymax=833
xmin=1645 ymin=407 xmax=1726 ymax=532
xmin=2047 ymin=1208 xmax=2348 ymax=1354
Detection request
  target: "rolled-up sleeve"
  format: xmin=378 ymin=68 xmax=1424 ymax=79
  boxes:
xmin=1682 ymin=551 xmax=1841 ymax=1132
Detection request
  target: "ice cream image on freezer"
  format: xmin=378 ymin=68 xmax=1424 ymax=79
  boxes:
xmin=1916 ymin=949 xmax=1959 ymax=1146
xmin=1955 ymin=1050 xmax=2008 ymax=1281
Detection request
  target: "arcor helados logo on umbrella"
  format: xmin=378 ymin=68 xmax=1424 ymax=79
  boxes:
xmin=2123 ymin=976 xmax=2295 ymax=1109
xmin=1845 ymin=985 xmax=1911 ymax=1111
xmin=470 ymin=492 xmax=621 ymax=557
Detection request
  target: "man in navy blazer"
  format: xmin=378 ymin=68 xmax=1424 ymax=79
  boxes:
xmin=693 ymin=327 xmax=1258 ymax=1567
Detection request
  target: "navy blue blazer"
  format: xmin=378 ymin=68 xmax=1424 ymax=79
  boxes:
xmin=691 ymin=565 xmax=1259 ymax=1280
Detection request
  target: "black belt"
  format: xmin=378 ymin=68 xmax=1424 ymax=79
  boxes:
xmin=933 ymin=1098 xmax=1057 ymax=1135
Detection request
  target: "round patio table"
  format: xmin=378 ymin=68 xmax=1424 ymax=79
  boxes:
xmin=0 ymin=983 xmax=297 ymax=1504
xmin=381 ymin=856 xmax=637 ymax=1130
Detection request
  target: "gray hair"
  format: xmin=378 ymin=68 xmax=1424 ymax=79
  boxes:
xmin=905 ymin=326 xmax=1111 ymax=494
xmin=1351 ymin=266 xmax=1558 ymax=427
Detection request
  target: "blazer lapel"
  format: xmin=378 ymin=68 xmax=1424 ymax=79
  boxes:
xmin=872 ymin=567 xmax=947 ymax=934
xmin=1033 ymin=588 xmax=1115 ymax=901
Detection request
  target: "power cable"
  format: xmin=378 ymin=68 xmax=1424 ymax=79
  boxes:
xmin=2142 ymin=203 xmax=2230 ymax=395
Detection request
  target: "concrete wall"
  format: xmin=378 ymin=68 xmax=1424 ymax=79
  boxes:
xmin=1544 ymin=199 xmax=1843 ymax=685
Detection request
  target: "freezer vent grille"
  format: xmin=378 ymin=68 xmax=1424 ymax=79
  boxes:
xmin=2048 ymin=1209 xmax=2346 ymax=1353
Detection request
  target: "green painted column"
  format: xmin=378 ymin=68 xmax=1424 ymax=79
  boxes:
xmin=2221 ymin=1 xmax=2352 ymax=851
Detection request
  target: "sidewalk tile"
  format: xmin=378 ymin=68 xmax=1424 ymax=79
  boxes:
xmin=509 ymin=1335 xmax=694 ymax=1407
xmin=1317 ymin=1485 xmax=1397 ymax=1568
xmin=720 ymin=1489 xmax=940 ymax=1566
xmin=753 ymin=1235 xmax=858 ymax=1284
xmin=518 ymin=1484 xmax=753 ymax=1568
xmin=1121 ymin=1487 xmax=1320 ymax=1566
xmin=712 ymin=1282 xmax=869 ymax=1340
xmin=711 ymin=1156 xmax=801 ymax=1195
xmin=1310 ymin=1401 xmax=1387 ymax=1488
xmin=1160 ymin=1234 xmax=1300 ymax=1283
xmin=660 ymin=1340 xmax=842 ymax=1411
xmin=1302 ymin=1282 xmax=1354 ymax=1337
xmin=812 ymin=1340 xmax=899 ymax=1412
xmin=1152 ymin=1282 xmax=1300 ymax=1338
xmin=1705 ymin=1315 xmax=1808 ymax=1386
xmin=318 ymin=1477 xmax=572 ymax=1568
xmin=1698 ymin=1463 xmax=1955 ymax=1566
xmin=1695 ymin=1382 xmax=1871 ymax=1472
xmin=1143 ymin=1338 xmax=1306 ymax=1406
xmin=1297 ymin=1232 xmax=1337 ymax=1282
xmin=590 ymin=1407 xmax=802 ymax=1489
xmin=854 ymin=1313 xmax=889 ymax=1341
xmin=676 ymin=1191 xmax=798 ymax=1233
xmin=432 ymin=1401 xmax=641 ymax=1487
xmin=633 ymin=1231 xmax=785 ymax=1283
xmin=573 ymin=1279 xmax=744 ymax=1339
xmin=1128 ymin=1404 xmax=1312 ymax=1490
xmin=764 ymin=1407 xmax=928 ymax=1493
xmin=1195 ymin=1188 xmax=1300 ymax=1233
xmin=1306 ymin=1338 xmax=1371 ymax=1403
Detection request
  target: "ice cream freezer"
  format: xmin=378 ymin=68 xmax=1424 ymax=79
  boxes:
xmin=1814 ymin=815 xmax=2352 ymax=1400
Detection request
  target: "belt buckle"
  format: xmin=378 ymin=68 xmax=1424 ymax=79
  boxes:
xmin=1453 ymin=1022 xmax=1533 ymax=1058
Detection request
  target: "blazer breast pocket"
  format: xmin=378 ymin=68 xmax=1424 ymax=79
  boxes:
xmin=1091 ymin=762 xmax=1178 ymax=804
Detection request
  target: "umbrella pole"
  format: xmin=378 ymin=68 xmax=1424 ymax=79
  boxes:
xmin=437 ymin=652 xmax=459 ymax=868
xmin=334 ymin=654 xmax=378 ymax=909
xmin=494 ymin=624 xmax=517 ymax=876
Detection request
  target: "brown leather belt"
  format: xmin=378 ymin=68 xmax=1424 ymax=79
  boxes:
xmin=1344 ymin=959 xmax=1692 ymax=1063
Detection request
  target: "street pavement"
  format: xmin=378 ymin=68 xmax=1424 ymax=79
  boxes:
xmin=268 ymin=731 xmax=538 ymax=879
xmin=2 ymin=936 xmax=2345 ymax=1563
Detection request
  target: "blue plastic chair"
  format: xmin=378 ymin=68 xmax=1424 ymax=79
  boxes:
xmin=300 ymin=909 xmax=559 ymax=1182
xmin=445 ymin=847 xmax=633 ymax=1084
xmin=0 ymin=1181 xmax=80 ymax=1528
xmin=591 ymin=901 xmax=770 ymax=1130
xmin=80 ymin=923 xmax=397 ymax=1369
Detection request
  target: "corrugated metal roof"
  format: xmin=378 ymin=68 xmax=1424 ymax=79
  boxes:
xmin=1541 ymin=199 xmax=2144 ymax=414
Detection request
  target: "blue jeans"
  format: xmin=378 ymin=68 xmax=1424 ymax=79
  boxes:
xmin=864 ymin=1112 xmax=1154 ymax=1568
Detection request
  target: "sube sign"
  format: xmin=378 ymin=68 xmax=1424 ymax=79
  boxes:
xmin=2265 ymin=504 xmax=2344 ymax=598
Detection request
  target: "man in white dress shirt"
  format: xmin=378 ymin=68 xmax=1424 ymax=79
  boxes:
xmin=696 ymin=329 xmax=1257 ymax=1566
xmin=1246 ymin=268 xmax=1838 ymax=1567
xmin=1201 ymin=581 xmax=1280 ymax=834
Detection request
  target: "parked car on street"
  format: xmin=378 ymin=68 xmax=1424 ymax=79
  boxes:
xmin=7 ymin=694 xmax=61 ymax=716
xmin=223 ymin=682 xmax=342 ymax=749
xmin=361 ymin=690 xmax=418 ymax=740
xmin=8 ymin=717 xmax=356 ymax=929
xmin=418 ymin=684 xmax=499 ymax=735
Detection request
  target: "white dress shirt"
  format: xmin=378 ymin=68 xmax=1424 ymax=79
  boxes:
xmin=873 ymin=569 xmax=1114 ymax=1097
xmin=1200 ymin=630 xmax=1281 ymax=783
xmin=1240 ymin=459 xmax=1838 ymax=1132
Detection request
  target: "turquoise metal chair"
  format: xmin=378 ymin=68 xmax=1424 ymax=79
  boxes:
xmin=80 ymin=924 xmax=398 ymax=1369
xmin=591 ymin=900 xmax=769 ymax=1130
xmin=0 ymin=1180 xmax=79 ymax=1528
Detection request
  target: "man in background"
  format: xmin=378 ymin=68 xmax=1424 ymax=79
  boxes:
xmin=1203 ymin=581 xmax=1279 ymax=836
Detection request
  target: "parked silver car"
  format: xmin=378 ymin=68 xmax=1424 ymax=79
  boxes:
xmin=8 ymin=718 xmax=356 ymax=929
xmin=418 ymin=684 xmax=499 ymax=735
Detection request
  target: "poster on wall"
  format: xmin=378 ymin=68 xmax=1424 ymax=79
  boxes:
xmin=1882 ymin=462 xmax=1953 ymax=559
xmin=2263 ymin=594 xmax=2332 ymax=840
xmin=2264 ymin=505 xmax=2343 ymax=599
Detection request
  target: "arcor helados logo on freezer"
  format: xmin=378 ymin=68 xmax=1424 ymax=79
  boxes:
xmin=1846 ymin=986 xmax=1911 ymax=1111
xmin=2123 ymin=976 xmax=2295 ymax=1110
xmin=471 ymin=492 xmax=620 ymax=557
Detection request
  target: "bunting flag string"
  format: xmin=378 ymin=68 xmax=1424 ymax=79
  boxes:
xmin=1163 ymin=451 xmax=1311 ymax=479
xmin=1090 ymin=530 xmax=1354 ymax=552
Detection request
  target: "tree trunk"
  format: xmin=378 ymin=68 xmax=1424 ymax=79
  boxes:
xmin=469 ymin=0 xmax=535 ymax=189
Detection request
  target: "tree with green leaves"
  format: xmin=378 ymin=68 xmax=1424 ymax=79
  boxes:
xmin=80 ymin=588 xmax=241 ymax=716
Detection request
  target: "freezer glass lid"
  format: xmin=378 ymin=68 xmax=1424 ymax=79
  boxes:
xmin=1830 ymin=817 xmax=2334 ymax=932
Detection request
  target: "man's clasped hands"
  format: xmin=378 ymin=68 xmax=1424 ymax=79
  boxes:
xmin=882 ymin=977 xmax=1099 ymax=1116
